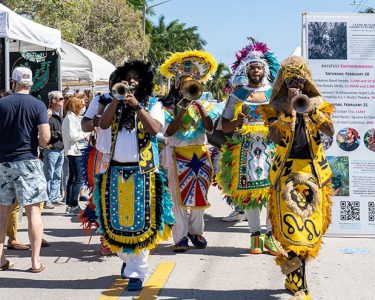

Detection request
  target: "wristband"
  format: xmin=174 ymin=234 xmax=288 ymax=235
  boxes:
xmin=134 ymin=103 xmax=143 ymax=112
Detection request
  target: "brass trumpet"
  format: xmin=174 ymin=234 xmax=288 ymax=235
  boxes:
xmin=177 ymin=80 xmax=203 ymax=109
xmin=111 ymin=82 xmax=135 ymax=101
xmin=291 ymin=92 xmax=311 ymax=114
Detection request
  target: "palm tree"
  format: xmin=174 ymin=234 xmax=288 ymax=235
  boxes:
xmin=204 ymin=63 xmax=231 ymax=101
xmin=361 ymin=7 xmax=375 ymax=13
xmin=146 ymin=16 xmax=207 ymax=81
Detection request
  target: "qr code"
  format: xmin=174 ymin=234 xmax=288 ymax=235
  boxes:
xmin=340 ymin=201 xmax=360 ymax=221
xmin=369 ymin=202 xmax=375 ymax=222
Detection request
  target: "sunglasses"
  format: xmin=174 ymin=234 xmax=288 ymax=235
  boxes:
xmin=285 ymin=77 xmax=306 ymax=87
xmin=55 ymin=97 xmax=64 ymax=101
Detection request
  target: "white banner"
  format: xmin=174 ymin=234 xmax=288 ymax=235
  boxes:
xmin=302 ymin=13 xmax=375 ymax=236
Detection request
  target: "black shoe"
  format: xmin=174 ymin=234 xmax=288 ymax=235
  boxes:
xmin=127 ymin=278 xmax=143 ymax=291
xmin=120 ymin=263 xmax=127 ymax=279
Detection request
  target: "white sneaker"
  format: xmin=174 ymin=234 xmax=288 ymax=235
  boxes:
xmin=222 ymin=210 xmax=246 ymax=222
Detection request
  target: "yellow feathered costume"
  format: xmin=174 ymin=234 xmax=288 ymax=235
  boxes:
xmin=261 ymin=56 xmax=335 ymax=299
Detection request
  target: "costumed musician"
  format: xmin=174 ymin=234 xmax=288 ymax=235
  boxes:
xmin=217 ymin=39 xmax=281 ymax=255
xmin=86 ymin=61 xmax=175 ymax=291
xmin=262 ymin=56 xmax=335 ymax=300
xmin=160 ymin=50 xmax=221 ymax=252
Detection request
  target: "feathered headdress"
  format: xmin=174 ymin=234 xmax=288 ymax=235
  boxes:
xmin=160 ymin=50 xmax=218 ymax=83
xmin=229 ymin=38 xmax=279 ymax=88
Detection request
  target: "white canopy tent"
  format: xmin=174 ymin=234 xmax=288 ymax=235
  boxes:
xmin=60 ymin=40 xmax=115 ymax=92
xmin=0 ymin=3 xmax=61 ymax=89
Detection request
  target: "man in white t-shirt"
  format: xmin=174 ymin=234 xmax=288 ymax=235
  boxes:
xmin=94 ymin=61 xmax=175 ymax=291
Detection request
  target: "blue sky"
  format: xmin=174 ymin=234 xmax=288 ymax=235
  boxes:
xmin=150 ymin=0 xmax=375 ymax=68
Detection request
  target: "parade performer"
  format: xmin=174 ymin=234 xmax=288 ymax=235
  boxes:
xmin=95 ymin=61 xmax=175 ymax=291
xmin=261 ymin=56 xmax=334 ymax=299
xmin=217 ymin=39 xmax=280 ymax=255
xmin=160 ymin=50 xmax=220 ymax=252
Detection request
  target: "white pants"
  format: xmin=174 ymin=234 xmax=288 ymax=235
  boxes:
xmin=172 ymin=203 xmax=205 ymax=244
xmin=117 ymin=250 xmax=149 ymax=281
xmin=245 ymin=207 xmax=272 ymax=234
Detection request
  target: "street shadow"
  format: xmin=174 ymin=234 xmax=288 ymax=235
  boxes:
xmin=0 ymin=275 xmax=118 ymax=290
xmin=152 ymin=244 xmax=251 ymax=258
xmin=17 ymin=228 xmax=98 ymax=238
xmin=5 ymin=240 xmax=107 ymax=263
xmin=155 ymin=287 xmax=289 ymax=300
xmin=204 ymin=214 xmax=250 ymax=233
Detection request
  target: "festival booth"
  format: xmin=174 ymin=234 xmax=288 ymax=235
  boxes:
xmin=0 ymin=4 xmax=61 ymax=104
xmin=60 ymin=40 xmax=116 ymax=94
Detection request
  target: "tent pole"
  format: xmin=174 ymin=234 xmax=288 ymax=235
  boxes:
xmin=4 ymin=38 xmax=9 ymax=90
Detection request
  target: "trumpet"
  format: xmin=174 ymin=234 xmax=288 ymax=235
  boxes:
xmin=291 ymin=92 xmax=311 ymax=114
xmin=111 ymin=82 xmax=135 ymax=101
xmin=177 ymin=80 xmax=203 ymax=109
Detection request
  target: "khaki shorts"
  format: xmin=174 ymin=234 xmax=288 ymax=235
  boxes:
xmin=0 ymin=159 xmax=48 ymax=206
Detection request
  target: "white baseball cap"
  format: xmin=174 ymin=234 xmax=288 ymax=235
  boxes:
xmin=12 ymin=67 xmax=33 ymax=84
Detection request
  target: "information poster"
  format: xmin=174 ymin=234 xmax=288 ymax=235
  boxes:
xmin=303 ymin=13 xmax=375 ymax=236
xmin=10 ymin=49 xmax=58 ymax=106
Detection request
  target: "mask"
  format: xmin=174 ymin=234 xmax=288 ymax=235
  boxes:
xmin=79 ymin=107 xmax=86 ymax=116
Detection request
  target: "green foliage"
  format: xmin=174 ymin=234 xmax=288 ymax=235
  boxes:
xmin=127 ymin=0 xmax=148 ymax=11
xmin=3 ymin=0 xmax=149 ymax=65
xmin=360 ymin=8 xmax=375 ymax=13
xmin=146 ymin=15 xmax=207 ymax=77
xmin=78 ymin=0 xmax=149 ymax=65
xmin=328 ymin=156 xmax=349 ymax=196
xmin=203 ymin=63 xmax=231 ymax=101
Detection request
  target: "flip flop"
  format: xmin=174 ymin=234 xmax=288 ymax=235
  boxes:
xmin=29 ymin=264 xmax=45 ymax=273
xmin=0 ymin=260 xmax=14 ymax=271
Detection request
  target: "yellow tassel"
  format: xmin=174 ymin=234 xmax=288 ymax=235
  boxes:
xmin=319 ymin=101 xmax=335 ymax=115
xmin=236 ymin=124 xmax=269 ymax=136
xmin=258 ymin=104 xmax=278 ymax=122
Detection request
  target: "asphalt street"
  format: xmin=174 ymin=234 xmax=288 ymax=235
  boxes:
xmin=1 ymin=186 xmax=374 ymax=300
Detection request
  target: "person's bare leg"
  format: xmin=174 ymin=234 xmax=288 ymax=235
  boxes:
xmin=0 ymin=205 xmax=12 ymax=266
xmin=25 ymin=203 xmax=44 ymax=269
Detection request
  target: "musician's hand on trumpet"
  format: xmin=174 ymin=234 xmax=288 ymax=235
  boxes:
xmin=287 ymin=88 xmax=312 ymax=114
xmin=125 ymin=90 xmax=138 ymax=108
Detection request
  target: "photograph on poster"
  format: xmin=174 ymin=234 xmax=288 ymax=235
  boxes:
xmin=308 ymin=22 xmax=347 ymax=59
xmin=321 ymin=132 xmax=333 ymax=150
xmin=364 ymin=128 xmax=375 ymax=153
xmin=328 ymin=156 xmax=349 ymax=197
xmin=337 ymin=128 xmax=360 ymax=151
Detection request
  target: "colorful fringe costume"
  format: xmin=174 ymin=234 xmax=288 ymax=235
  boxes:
xmin=217 ymin=40 xmax=279 ymax=210
xmin=94 ymin=96 xmax=175 ymax=254
xmin=261 ymin=56 xmax=335 ymax=299
xmin=160 ymin=50 xmax=219 ymax=250
xmin=218 ymin=88 xmax=275 ymax=209
xmin=216 ymin=39 xmax=281 ymax=255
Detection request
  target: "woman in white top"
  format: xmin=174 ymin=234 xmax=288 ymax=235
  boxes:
xmin=62 ymin=95 xmax=90 ymax=214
